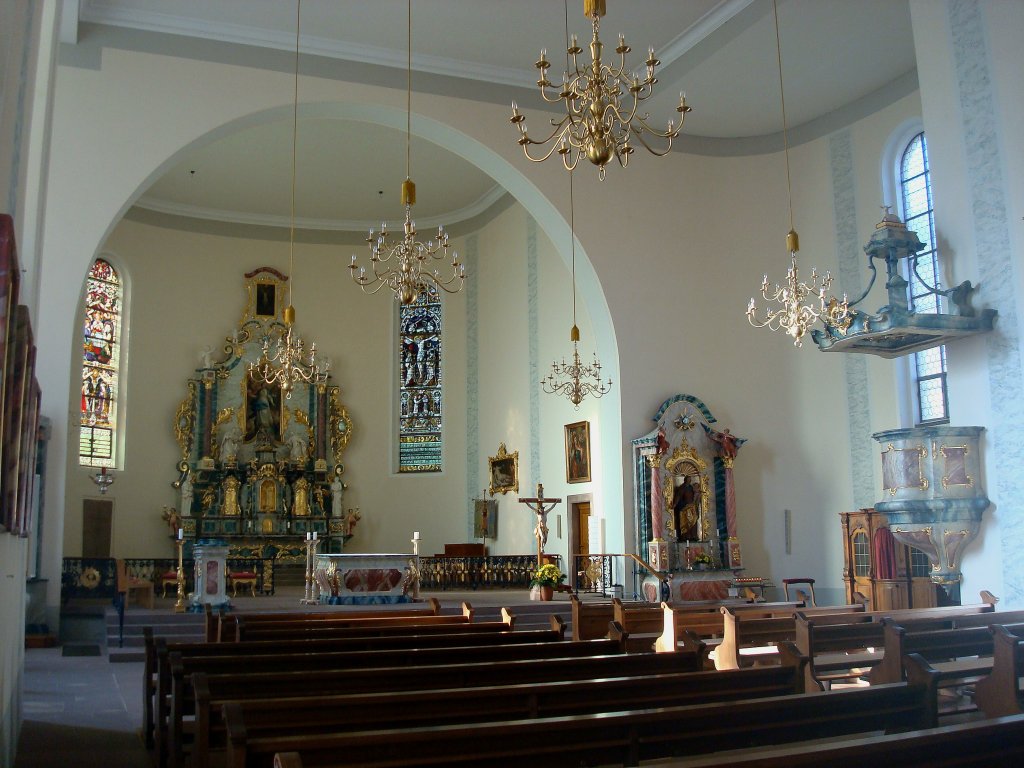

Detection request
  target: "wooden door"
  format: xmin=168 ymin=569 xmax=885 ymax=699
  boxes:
xmin=82 ymin=499 xmax=112 ymax=558
xmin=576 ymin=501 xmax=591 ymax=556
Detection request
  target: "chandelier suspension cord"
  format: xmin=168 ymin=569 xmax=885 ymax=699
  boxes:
xmin=773 ymin=0 xmax=794 ymax=236
xmin=288 ymin=0 xmax=301 ymax=310
xmin=406 ymin=0 xmax=412 ymax=183
xmin=563 ymin=0 xmax=578 ymax=330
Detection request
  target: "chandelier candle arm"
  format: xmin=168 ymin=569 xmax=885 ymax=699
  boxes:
xmin=348 ymin=0 xmax=465 ymax=305
xmin=510 ymin=0 xmax=690 ymax=180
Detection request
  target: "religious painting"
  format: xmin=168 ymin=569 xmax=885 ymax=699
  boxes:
xmin=255 ymin=283 xmax=276 ymax=317
xmin=244 ymin=374 xmax=283 ymax=442
xmin=241 ymin=267 xmax=287 ymax=323
xmin=488 ymin=442 xmax=518 ymax=495
xmin=565 ymin=421 xmax=591 ymax=483
xmin=474 ymin=499 xmax=497 ymax=539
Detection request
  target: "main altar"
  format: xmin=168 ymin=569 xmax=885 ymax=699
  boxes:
xmin=170 ymin=267 xmax=355 ymax=567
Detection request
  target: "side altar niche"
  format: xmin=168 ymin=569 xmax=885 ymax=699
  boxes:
xmin=171 ymin=267 xmax=355 ymax=563
xmin=632 ymin=394 xmax=755 ymax=602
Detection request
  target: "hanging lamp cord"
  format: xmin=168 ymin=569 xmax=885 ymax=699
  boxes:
xmin=288 ymin=0 xmax=301 ymax=309
xmin=406 ymin=0 xmax=412 ymax=182
xmin=773 ymin=0 xmax=795 ymax=235
xmin=563 ymin=0 xmax=578 ymax=329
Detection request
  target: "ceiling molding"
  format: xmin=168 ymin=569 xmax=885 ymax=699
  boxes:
xmin=134 ymin=182 xmax=508 ymax=233
xmin=659 ymin=0 xmax=755 ymax=64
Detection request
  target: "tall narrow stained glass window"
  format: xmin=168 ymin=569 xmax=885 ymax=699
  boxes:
xmin=899 ymin=133 xmax=949 ymax=424
xmin=399 ymin=286 xmax=442 ymax=472
xmin=80 ymin=259 xmax=122 ymax=467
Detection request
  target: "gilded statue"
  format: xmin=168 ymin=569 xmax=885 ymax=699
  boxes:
xmin=292 ymin=477 xmax=310 ymax=516
xmin=222 ymin=475 xmax=241 ymax=516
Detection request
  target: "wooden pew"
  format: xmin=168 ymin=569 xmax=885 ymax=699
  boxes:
xmin=871 ymin=620 xmax=1024 ymax=716
xmin=654 ymin=602 xmax=772 ymax=659
xmin=794 ymin=606 xmax=1024 ymax=691
xmin=207 ymin=663 xmax=802 ymax=768
xmin=207 ymin=597 xmax=441 ymax=642
xmin=715 ymin=603 xmax=866 ymax=670
xmin=251 ymin=682 xmax=930 ymax=768
xmin=975 ymin=624 xmax=1024 ymax=717
xmin=231 ymin=600 xmax=478 ymax=642
xmin=188 ymin=649 xmax=701 ymax=768
xmin=614 ymin=597 xmax=779 ymax=653
xmin=166 ymin=638 xmax=625 ymax=768
xmin=570 ymin=594 xmax=651 ymax=641
xmin=652 ymin=713 xmax=1024 ymax=767
xmin=151 ymin=605 xmax=516 ymax=759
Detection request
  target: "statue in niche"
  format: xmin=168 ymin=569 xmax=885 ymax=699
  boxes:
xmin=331 ymin=477 xmax=345 ymax=518
xmin=179 ymin=475 xmax=193 ymax=517
xmin=222 ymin=476 xmax=241 ymax=516
xmin=292 ymin=477 xmax=310 ymax=516
xmin=672 ymin=476 xmax=701 ymax=541
xmin=199 ymin=345 xmax=215 ymax=370
xmin=220 ymin=423 xmax=241 ymax=465
xmin=287 ymin=432 xmax=307 ymax=463
xmin=259 ymin=479 xmax=277 ymax=513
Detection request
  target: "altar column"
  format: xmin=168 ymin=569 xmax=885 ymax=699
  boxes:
xmin=647 ymin=454 xmax=668 ymax=572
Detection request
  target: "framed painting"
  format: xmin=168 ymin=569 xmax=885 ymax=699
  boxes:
xmin=565 ymin=420 xmax=591 ymax=483
xmin=243 ymin=374 xmax=283 ymax=443
xmin=473 ymin=499 xmax=497 ymax=538
xmin=488 ymin=442 xmax=518 ymax=495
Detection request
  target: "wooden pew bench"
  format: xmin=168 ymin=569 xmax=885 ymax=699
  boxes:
xmin=166 ymin=637 xmax=626 ymax=768
xmin=208 ymin=597 xmax=441 ymax=642
xmin=794 ymin=606 xmax=1024 ymax=691
xmin=570 ymin=594 xmax=651 ymax=641
xmin=662 ymin=712 xmax=1024 ymax=767
xmin=256 ymin=682 xmax=930 ymax=768
xmin=207 ymin=663 xmax=802 ymax=768
xmin=715 ymin=603 xmax=866 ymax=670
xmin=975 ymin=624 xmax=1024 ymax=717
xmin=614 ymin=597 xmax=779 ymax=653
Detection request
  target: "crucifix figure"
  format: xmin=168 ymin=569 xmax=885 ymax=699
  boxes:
xmin=518 ymin=482 xmax=562 ymax=566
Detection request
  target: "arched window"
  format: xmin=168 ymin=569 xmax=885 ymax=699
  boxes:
xmin=898 ymin=132 xmax=949 ymax=424
xmin=398 ymin=286 xmax=442 ymax=472
xmin=79 ymin=258 xmax=122 ymax=467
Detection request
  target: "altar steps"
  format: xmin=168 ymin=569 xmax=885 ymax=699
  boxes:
xmin=106 ymin=608 xmax=205 ymax=662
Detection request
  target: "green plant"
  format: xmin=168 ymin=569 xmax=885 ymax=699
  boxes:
xmin=530 ymin=563 xmax=566 ymax=588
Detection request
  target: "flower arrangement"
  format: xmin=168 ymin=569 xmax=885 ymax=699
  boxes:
xmin=530 ymin=563 xmax=566 ymax=588
xmin=693 ymin=551 xmax=713 ymax=567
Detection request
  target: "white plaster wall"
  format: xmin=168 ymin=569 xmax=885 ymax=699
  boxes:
xmin=0 ymin=536 xmax=27 ymax=768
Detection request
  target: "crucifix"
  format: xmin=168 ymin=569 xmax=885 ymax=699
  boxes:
xmin=518 ymin=482 xmax=562 ymax=566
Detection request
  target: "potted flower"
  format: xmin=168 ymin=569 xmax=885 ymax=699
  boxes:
xmin=693 ymin=552 xmax=713 ymax=571
xmin=529 ymin=563 xmax=566 ymax=601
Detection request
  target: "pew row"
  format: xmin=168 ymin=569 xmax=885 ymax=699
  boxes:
xmin=258 ymin=682 xmax=930 ymax=768
xmin=207 ymin=663 xmax=802 ymax=768
xmin=167 ymin=638 xmax=630 ymax=768
xmin=975 ymin=624 xmax=1024 ymax=717
xmin=660 ymin=713 xmax=1024 ymax=768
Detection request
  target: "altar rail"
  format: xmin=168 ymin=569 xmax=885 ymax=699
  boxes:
xmin=419 ymin=555 xmax=561 ymax=591
xmin=573 ymin=553 xmax=668 ymax=599
xmin=61 ymin=556 xmax=274 ymax=602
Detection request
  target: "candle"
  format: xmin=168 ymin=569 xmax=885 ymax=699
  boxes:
xmin=413 ymin=531 xmax=420 ymax=540
xmin=306 ymin=531 xmax=311 ymax=541
xmin=178 ymin=528 xmax=183 ymax=540
xmin=312 ymin=531 xmax=317 ymax=540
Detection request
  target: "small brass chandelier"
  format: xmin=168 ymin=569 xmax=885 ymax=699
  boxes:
xmin=510 ymin=0 xmax=691 ymax=180
xmin=541 ymin=170 xmax=612 ymax=408
xmin=250 ymin=0 xmax=329 ymax=399
xmin=349 ymin=0 xmax=465 ymax=305
xmin=746 ymin=0 xmax=850 ymax=346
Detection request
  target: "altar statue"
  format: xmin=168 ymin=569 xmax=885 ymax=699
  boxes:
xmin=672 ymin=476 xmax=701 ymax=541
xmin=292 ymin=477 xmax=310 ymax=516
xmin=287 ymin=432 xmax=307 ymax=463
xmin=220 ymin=423 xmax=241 ymax=464
xmin=331 ymin=477 xmax=345 ymax=517
xmin=179 ymin=475 xmax=193 ymax=517
xmin=343 ymin=507 xmax=361 ymax=537
xmin=222 ymin=476 xmax=241 ymax=516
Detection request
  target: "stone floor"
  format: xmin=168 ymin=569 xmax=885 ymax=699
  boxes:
xmin=13 ymin=587 xmax=573 ymax=767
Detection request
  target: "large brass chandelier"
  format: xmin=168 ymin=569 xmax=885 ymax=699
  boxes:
xmin=349 ymin=0 xmax=465 ymax=305
xmin=250 ymin=0 xmax=329 ymax=399
xmin=541 ymin=170 xmax=612 ymax=408
xmin=510 ymin=0 xmax=690 ymax=180
xmin=746 ymin=0 xmax=850 ymax=346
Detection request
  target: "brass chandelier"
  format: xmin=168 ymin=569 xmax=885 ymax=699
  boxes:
xmin=250 ymin=0 xmax=329 ymax=399
xmin=541 ymin=169 xmax=612 ymax=408
xmin=349 ymin=0 xmax=465 ymax=305
xmin=746 ymin=0 xmax=850 ymax=346
xmin=510 ymin=0 xmax=691 ymax=180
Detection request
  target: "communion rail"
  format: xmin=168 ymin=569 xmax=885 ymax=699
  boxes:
xmin=572 ymin=553 xmax=667 ymax=600
xmin=419 ymin=555 xmax=561 ymax=591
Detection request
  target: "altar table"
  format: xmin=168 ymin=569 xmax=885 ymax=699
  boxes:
xmin=314 ymin=553 xmax=419 ymax=605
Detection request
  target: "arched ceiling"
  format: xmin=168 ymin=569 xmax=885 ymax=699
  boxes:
xmin=69 ymin=0 xmax=916 ymax=231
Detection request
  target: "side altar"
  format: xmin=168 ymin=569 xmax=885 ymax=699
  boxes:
xmin=632 ymin=394 xmax=765 ymax=602
xmin=170 ymin=267 xmax=356 ymax=566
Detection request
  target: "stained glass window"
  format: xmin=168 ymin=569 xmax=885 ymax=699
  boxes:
xmin=399 ymin=286 xmax=442 ymax=472
xmin=80 ymin=259 xmax=122 ymax=467
xmin=899 ymin=133 xmax=949 ymax=424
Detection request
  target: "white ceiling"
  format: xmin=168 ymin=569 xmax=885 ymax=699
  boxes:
xmin=71 ymin=0 xmax=917 ymax=231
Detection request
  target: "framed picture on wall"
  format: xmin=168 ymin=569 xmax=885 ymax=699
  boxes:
xmin=488 ymin=442 xmax=518 ymax=495
xmin=473 ymin=499 xmax=497 ymax=538
xmin=565 ymin=420 xmax=591 ymax=484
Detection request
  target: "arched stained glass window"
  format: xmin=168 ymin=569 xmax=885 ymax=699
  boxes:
xmin=399 ymin=286 xmax=442 ymax=472
xmin=80 ymin=258 xmax=122 ymax=467
xmin=899 ymin=133 xmax=949 ymax=424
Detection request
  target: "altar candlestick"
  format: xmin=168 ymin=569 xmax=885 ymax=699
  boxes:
xmin=178 ymin=528 xmax=183 ymax=540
